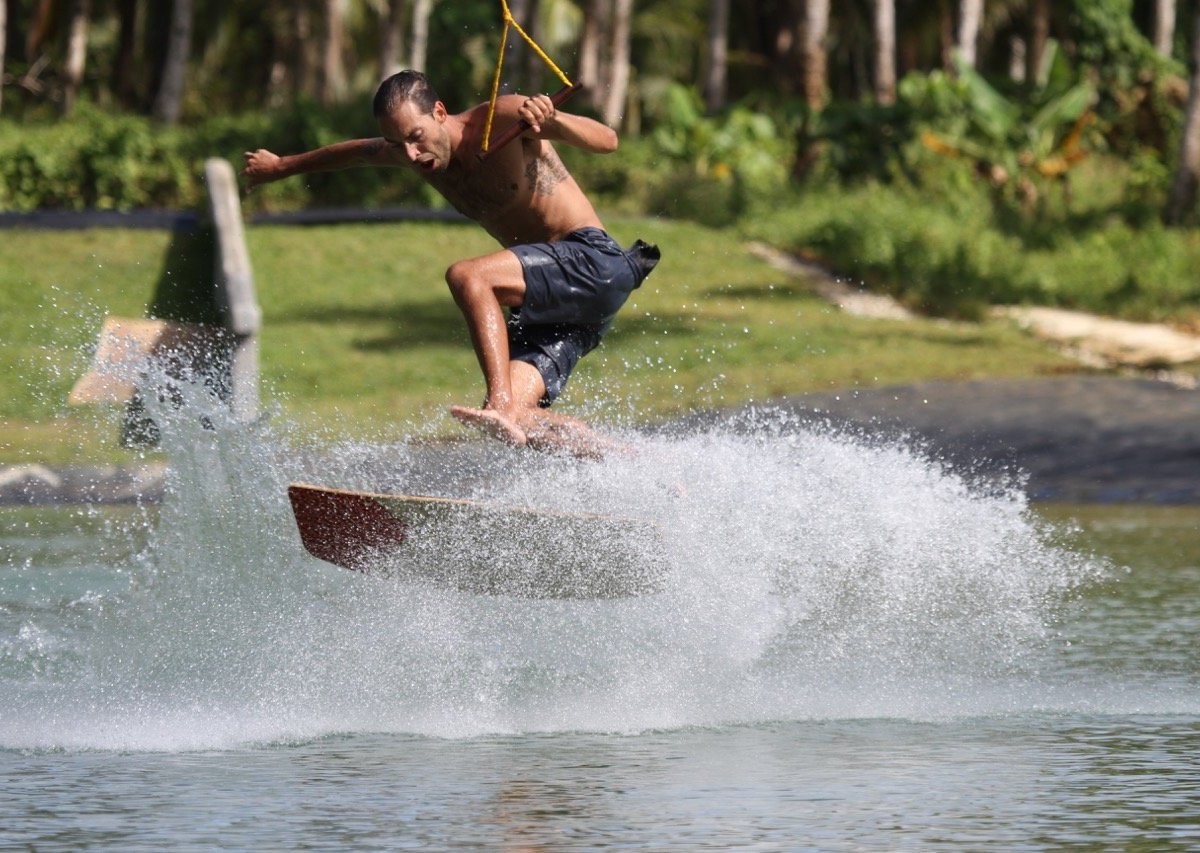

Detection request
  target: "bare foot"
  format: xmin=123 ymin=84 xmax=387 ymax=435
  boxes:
xmin=519 ymin=412 xmax=635 ymax=460
xmin=450 ymin=405 xmax=528 ymax=449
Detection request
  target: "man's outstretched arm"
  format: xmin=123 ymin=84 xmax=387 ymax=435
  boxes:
xmin=242 ymin=138 xmax=402 ymax=189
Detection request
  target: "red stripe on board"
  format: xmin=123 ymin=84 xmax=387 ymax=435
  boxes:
xmin=288 ymin=484 xmax=409 ymax=571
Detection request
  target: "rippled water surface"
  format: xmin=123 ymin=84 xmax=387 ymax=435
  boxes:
xmin=2 ymin=406 xmax=1197 ymax=849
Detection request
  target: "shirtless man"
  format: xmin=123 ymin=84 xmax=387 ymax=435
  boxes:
xmin=242 ymin=70 xmax=659 ymax=458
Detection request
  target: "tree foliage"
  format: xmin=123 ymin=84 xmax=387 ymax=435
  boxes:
xmin=0 ymin=0 xmax=1196 ymax=224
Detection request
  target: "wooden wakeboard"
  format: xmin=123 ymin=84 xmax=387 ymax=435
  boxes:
xmin=287 ymin=482 xmax=666 ymax=599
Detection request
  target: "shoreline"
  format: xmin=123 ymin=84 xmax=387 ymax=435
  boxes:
xmin=0 ymin=462 xmax=167 ymax=506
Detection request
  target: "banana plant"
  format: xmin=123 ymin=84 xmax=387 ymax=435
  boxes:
xmin=652 ymin=81 xmax=790 ymax=194
xmin=911 ymin=43 xmax=1098 ymax=211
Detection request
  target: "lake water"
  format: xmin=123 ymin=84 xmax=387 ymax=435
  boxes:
xmin=2 ymin=404 xmax=1198 ymax=849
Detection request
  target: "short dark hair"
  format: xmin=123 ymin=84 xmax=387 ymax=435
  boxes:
xmin=373 ymin=70 xmax=440 ymax=119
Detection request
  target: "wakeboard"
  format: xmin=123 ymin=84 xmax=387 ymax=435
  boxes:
xmin=287 ymin=482 xmax=665 ymax=599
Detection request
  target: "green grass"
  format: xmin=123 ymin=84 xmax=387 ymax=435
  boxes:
xmin=1 ymin=216 xmax=1078 ymax=463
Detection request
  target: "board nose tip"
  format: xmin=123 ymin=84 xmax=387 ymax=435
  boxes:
xmin=288 ymin=483 xmax=409 ymax=571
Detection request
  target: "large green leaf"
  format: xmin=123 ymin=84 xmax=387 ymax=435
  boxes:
xmin=956 ymin=57 xmax=1020 ymax=142
xmin=1027 ymin=83 xmax=1095 ymax=157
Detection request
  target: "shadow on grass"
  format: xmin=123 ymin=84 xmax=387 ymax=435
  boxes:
xmin=147 ymin=227 xmax=222 ymax=324
xmin=270 ymin=301 xmax=464 ymax=350
xmin=875 ymin=326 xmax=997 ymax=348
xmin=701 ymin=282 xmax=820 ymax=301
xmin=273 ymin=302 xmax=702 ymax=351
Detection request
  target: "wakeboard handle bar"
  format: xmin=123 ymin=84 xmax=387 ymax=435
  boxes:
xmin=477 ymin=83 xmax=584 ymax=161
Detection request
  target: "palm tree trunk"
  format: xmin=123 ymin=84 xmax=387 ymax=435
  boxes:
xmin=1154 ymin=0 xmax=1176 ymax=57
xmin=410 ymin=0 xmax=433 ymax=73
xmin=62 ymin=0 xmax=89 ymax=116
xmin=956 ymin=0 xmax=983 ymax=68
xmin=1165 ymin=8 xmax=1200 ymax=225
xmin=523 ymin=0 xmax=544 ymax=93
xmin=580 ymin=0 xmax=609 ymax=112
xmin=1027 ymin=0 xmax=1049 ymax=84
xmin=938 ymin=0 xmax=954 ymax=70
xmin=503 ymin=0 xmax=530 ymax=92
xmin=0 ymin=0 xmax=7 ymax=114
xmin=769 ymin=0 xmax=797 ymax=85
xmin=802 ymin=0 xmax=829 ymax=110
xmin=321 ymin=0 xmax=347 ymax=105
xmin=873 ymin=0 xmax=896 ymax=105
xmin=153 ymin=0 xmax=192 ymax=124
xmin=110 ymin=0 xmax=138 ymax=108
xmin=703 ymin=0 xmax=730 ymax=112
xmin=380 ymin=0 xmax=407 ymax=79
xmin=293 ymin=4 xmax=319 ymax=98
xmin=27 ymin=0 xmax=54 ymax=60
xmin=601 ymin=0 xmax=633 ymax=127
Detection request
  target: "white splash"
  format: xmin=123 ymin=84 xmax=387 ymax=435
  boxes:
xmin=0 ymin=384 xmax=1116 ymax=751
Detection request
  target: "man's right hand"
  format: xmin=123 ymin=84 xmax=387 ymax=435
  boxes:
xmin=242 ymin=149 xmax=283 ymax=191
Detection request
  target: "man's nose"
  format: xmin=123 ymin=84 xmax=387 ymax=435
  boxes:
xmin=405 ymin=143 xmax=420 ymax=162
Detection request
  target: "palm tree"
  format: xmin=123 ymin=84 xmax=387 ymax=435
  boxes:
xmin=957 ymin=0 xmax=983 ymax=68
xmin=410 ymin=0 xmax=433 ymax=73
xmin=1154 ymin=0 xmax=1176 ymax=57
xmin=802 ymin=0 xmax=829 ymax=109
xmin=497 ymin=0 xmax=552 ymax=93
xmin=321 ymin=0 xmax=347 ymax=105
xmin=703 ymin=0 xmax=730 ymax=112
xmin=501 ymin=0 xmax=531 ymax=92
xmin=1165 ymin=7 xmax=1200 ymax=224
xmin=110 ymin=0 xmax=138 ymax=109
xmin=0 ymin=0 xmax=7 ymax=114
xmin=293 ymin=2 xmax=320 ymax=100
xmin=380 ymin=0 xmax=407 ymax=78
xmin=602 ymin=0 xmax=633 ymax=126
xmin=62 ymin=0 xmax=89 ymax=116
xmin=874 ymin=0 xmax=896 ymax=104
xmin=153 ymin=0 xmax=193 ymax=123
xmin=579 ymin=0 xmax=608 ymax=113
xmin=1027 ymin=0 xmax=1049 ymax=83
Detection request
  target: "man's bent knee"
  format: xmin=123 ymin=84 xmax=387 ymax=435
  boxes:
xmin=445 ymin=254 xmax=527 ymax=308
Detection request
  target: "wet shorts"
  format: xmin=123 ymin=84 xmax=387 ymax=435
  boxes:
xmin=508 ymin=227 xmax=659 ymax=406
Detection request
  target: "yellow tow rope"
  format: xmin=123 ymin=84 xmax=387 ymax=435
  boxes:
xmin=482 ymin=0 xmax=574 ymax=153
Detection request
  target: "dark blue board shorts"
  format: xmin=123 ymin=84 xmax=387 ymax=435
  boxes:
xmin=508 ymin=227 xmax=659 ymax=406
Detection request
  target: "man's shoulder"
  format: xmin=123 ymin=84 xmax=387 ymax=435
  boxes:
xmin=460 ymin=94 xmax=526 ymax=119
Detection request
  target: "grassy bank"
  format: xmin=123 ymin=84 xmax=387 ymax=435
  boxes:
xmin=1 ymin=216 xmax=1079 ymax=464
xmin=736 ymin=157 xmax=1200 ymax=323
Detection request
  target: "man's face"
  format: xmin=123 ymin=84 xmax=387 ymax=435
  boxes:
xmin=379 ymin=100 xmax=452 ymax=173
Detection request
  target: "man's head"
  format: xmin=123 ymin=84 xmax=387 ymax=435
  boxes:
xmin=373 ymin=70 xmax=440 ymax=119
xmin=374 ymin=71 xmax=452 ymax=173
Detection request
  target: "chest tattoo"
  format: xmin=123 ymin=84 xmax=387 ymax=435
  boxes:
xmin=525 ymin=148 xmax=569 ymax=196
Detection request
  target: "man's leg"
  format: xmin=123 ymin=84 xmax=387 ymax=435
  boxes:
xmin=509 ymin=362 xmax=632 ymax=459
xmin=452 ymin=357 xmax=629 ymax=459
xmin=444 ymin=250 xmax=529 ymax=446
xmin=444 ymin=249 xmax=629 ymax=458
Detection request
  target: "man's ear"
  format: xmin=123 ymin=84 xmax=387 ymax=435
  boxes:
xmin=433 ymin=101 xmax=447 ymax=122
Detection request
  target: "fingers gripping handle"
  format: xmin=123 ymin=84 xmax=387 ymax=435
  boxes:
xmin=478 ymin=83 xmax=584 ymax=161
